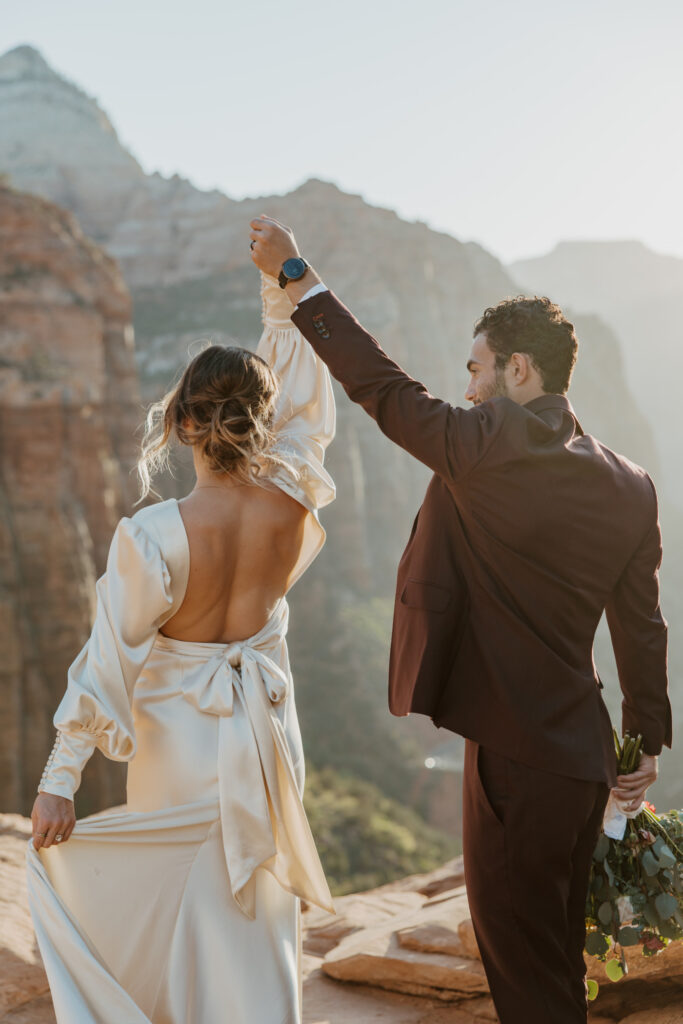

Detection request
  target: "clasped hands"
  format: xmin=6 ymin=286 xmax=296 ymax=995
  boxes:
xmin=249 ymin=215 xmax=298 ymax=277
xmin=249 ymin=215 xmax=322 ymax=304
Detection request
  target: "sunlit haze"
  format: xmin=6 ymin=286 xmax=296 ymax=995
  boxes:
xmin=5 ymin=0 xmax=683 ymax=263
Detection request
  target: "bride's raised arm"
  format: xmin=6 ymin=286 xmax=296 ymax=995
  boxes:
xmin=255 ymin=271 xmax=336 ymax=582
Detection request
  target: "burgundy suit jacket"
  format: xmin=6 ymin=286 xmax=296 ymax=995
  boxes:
xmin=291 ymin=291 xmax=672 ymax=787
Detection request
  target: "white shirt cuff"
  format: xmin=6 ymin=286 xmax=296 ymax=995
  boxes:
xmin=295 ymin=282 xmax=329 ymax=309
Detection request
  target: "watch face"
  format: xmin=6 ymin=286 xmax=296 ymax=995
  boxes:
xmin=283 ymin=257 xmax=306 ymax=280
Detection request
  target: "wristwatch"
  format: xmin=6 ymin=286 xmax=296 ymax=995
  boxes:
xmin=278 ymin=257 xmax=310 ymax=289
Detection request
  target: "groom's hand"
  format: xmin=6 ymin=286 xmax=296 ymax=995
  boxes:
xmin=612 ymin=752 xmax=659 ymax=811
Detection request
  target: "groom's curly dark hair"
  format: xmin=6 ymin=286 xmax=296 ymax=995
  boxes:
xmin=474 ymin=296 xmax=578 ymax=394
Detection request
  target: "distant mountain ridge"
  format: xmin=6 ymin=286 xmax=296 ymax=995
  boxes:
xmin=0 ymin=46 xmax=145 ymax=236
xmin=0 ymin=44 xmax=235 ymax=262
xmin=510 ymin=240 xmax=683 ymax=508
xmin=513 ymin=239 xmax=683 ymax=309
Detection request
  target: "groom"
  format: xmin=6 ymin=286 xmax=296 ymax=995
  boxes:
xmin=250 ymin=216 xmax=672 ymax=1023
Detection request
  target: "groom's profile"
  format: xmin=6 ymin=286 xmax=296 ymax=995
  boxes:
xmin=250 ymin=215 xmax=672 ymax=1024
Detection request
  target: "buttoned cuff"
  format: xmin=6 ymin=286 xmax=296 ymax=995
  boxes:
xmin=295 ymin=282 xmax=328 ymax=309
xmin=37 ymin=730 xmax=98 ymax=800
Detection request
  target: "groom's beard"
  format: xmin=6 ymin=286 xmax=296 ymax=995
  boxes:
xmin=476 ymin=367 xmax=510 ymax=404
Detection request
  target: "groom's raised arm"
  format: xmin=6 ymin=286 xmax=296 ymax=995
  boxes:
xmin=291 ymin=289 xmax=506 ymax=480
xmin=249 ymin=214 xmax=507 ymax=481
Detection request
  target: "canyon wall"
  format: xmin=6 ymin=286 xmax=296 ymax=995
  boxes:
xmin=0 ymin=186 xmax=142 ymax=813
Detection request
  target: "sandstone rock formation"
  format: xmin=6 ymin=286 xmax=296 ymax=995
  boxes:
xmin=0 ymin=186 xmax=144 ymax=816
xmin=0 ymin=46 xmax=235 ymax=272
xmin=0 ymin=45 xmax=175 ymax=246
xmin=301 ymin=858 xmax=683 ymax=1022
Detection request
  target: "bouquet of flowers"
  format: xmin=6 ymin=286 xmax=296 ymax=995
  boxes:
xmin=584 ymin=730 xmax=683 ymax=993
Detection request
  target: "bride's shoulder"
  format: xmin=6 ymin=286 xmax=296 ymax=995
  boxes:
xmin=127 ymin=498 xmax=183 ymax=552
xmin=124 ymin=498 xmax=189 ymax=599
xmin=130 ymin=496 xmax=178 ymax=531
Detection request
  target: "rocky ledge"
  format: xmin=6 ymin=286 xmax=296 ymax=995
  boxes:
xmin=2 ymin=814 xmax=682 ymax=1023
xmin=301 ymin=856 xmax=683 ymax=1023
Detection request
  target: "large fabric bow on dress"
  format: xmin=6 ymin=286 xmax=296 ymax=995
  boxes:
xmin=178 ymin=598 xmax=334 ymax=918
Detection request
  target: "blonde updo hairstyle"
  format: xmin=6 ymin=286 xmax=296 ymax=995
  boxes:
xmin=135 ymin=344 xmax=288 ymax=504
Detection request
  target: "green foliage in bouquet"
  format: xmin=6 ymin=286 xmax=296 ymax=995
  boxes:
xmin=584 ymin=731 xmax=683 ymax=991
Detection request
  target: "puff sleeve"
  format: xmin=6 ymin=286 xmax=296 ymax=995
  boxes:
xmin=38 ymin=516 xmax=176 ymax=800
xmin=256 ymin=272 xmax=336 ymax=583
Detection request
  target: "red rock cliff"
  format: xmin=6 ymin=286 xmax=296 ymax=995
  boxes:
xmin=0 ymin=186 xmax=143 ymax=815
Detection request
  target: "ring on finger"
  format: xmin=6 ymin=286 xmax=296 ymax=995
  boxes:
xmin=36 ymin=831 xmax=48 ymax=837
xmin=56 ymin=834 xmax=63 ymax=842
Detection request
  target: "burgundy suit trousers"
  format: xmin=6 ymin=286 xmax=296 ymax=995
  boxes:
xmin=462 ymin=740 xmax=610 ymax=1024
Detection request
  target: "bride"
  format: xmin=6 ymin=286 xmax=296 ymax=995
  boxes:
xmin=26 ymin=264 xmax=336 ymax=1023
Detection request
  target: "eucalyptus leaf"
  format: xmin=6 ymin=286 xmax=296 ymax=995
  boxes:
xmin=617 ymin=926 xmax=640 ymax=946
xmin=585 ymin=931 xmax=609 ymax=956
xmin=604 ymin=860 xmax=615 ymax=885
xmin=598 ymin=902 xmax=614 ymax=926
xmin=605 ymin=959 xmax=624 ymax=982
xmin=586 ymin=979 xmax=599 ymax=1001
xmin=644 ymin=902 xmax=660 ymax=927
xmin=655 ymin=892 xmax=678 ymax=921
xmin=594 ymin=834 xmax=610 ymax=862
xmin=657 ymin=846 xmax=677 ymax=869
xmin=641 ymin=850 xmax=660 ymax=876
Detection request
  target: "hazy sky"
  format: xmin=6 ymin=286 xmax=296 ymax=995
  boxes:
xmin=5 ymin=0 xmax=683 ymax=263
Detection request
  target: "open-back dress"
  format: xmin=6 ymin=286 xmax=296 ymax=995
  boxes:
xmin=26 ymin=272 xmax=336 ymax=1024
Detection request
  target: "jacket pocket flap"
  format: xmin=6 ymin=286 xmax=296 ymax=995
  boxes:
xmin=400 ymin=579 xmax=452 ymax=613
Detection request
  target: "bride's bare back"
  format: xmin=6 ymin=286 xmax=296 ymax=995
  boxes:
xmin=160 ymin=485 xmax=307 ymax=644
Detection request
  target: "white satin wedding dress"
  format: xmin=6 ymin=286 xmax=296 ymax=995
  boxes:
xmin=26 ymin=272 xmax=336 ymax=1024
